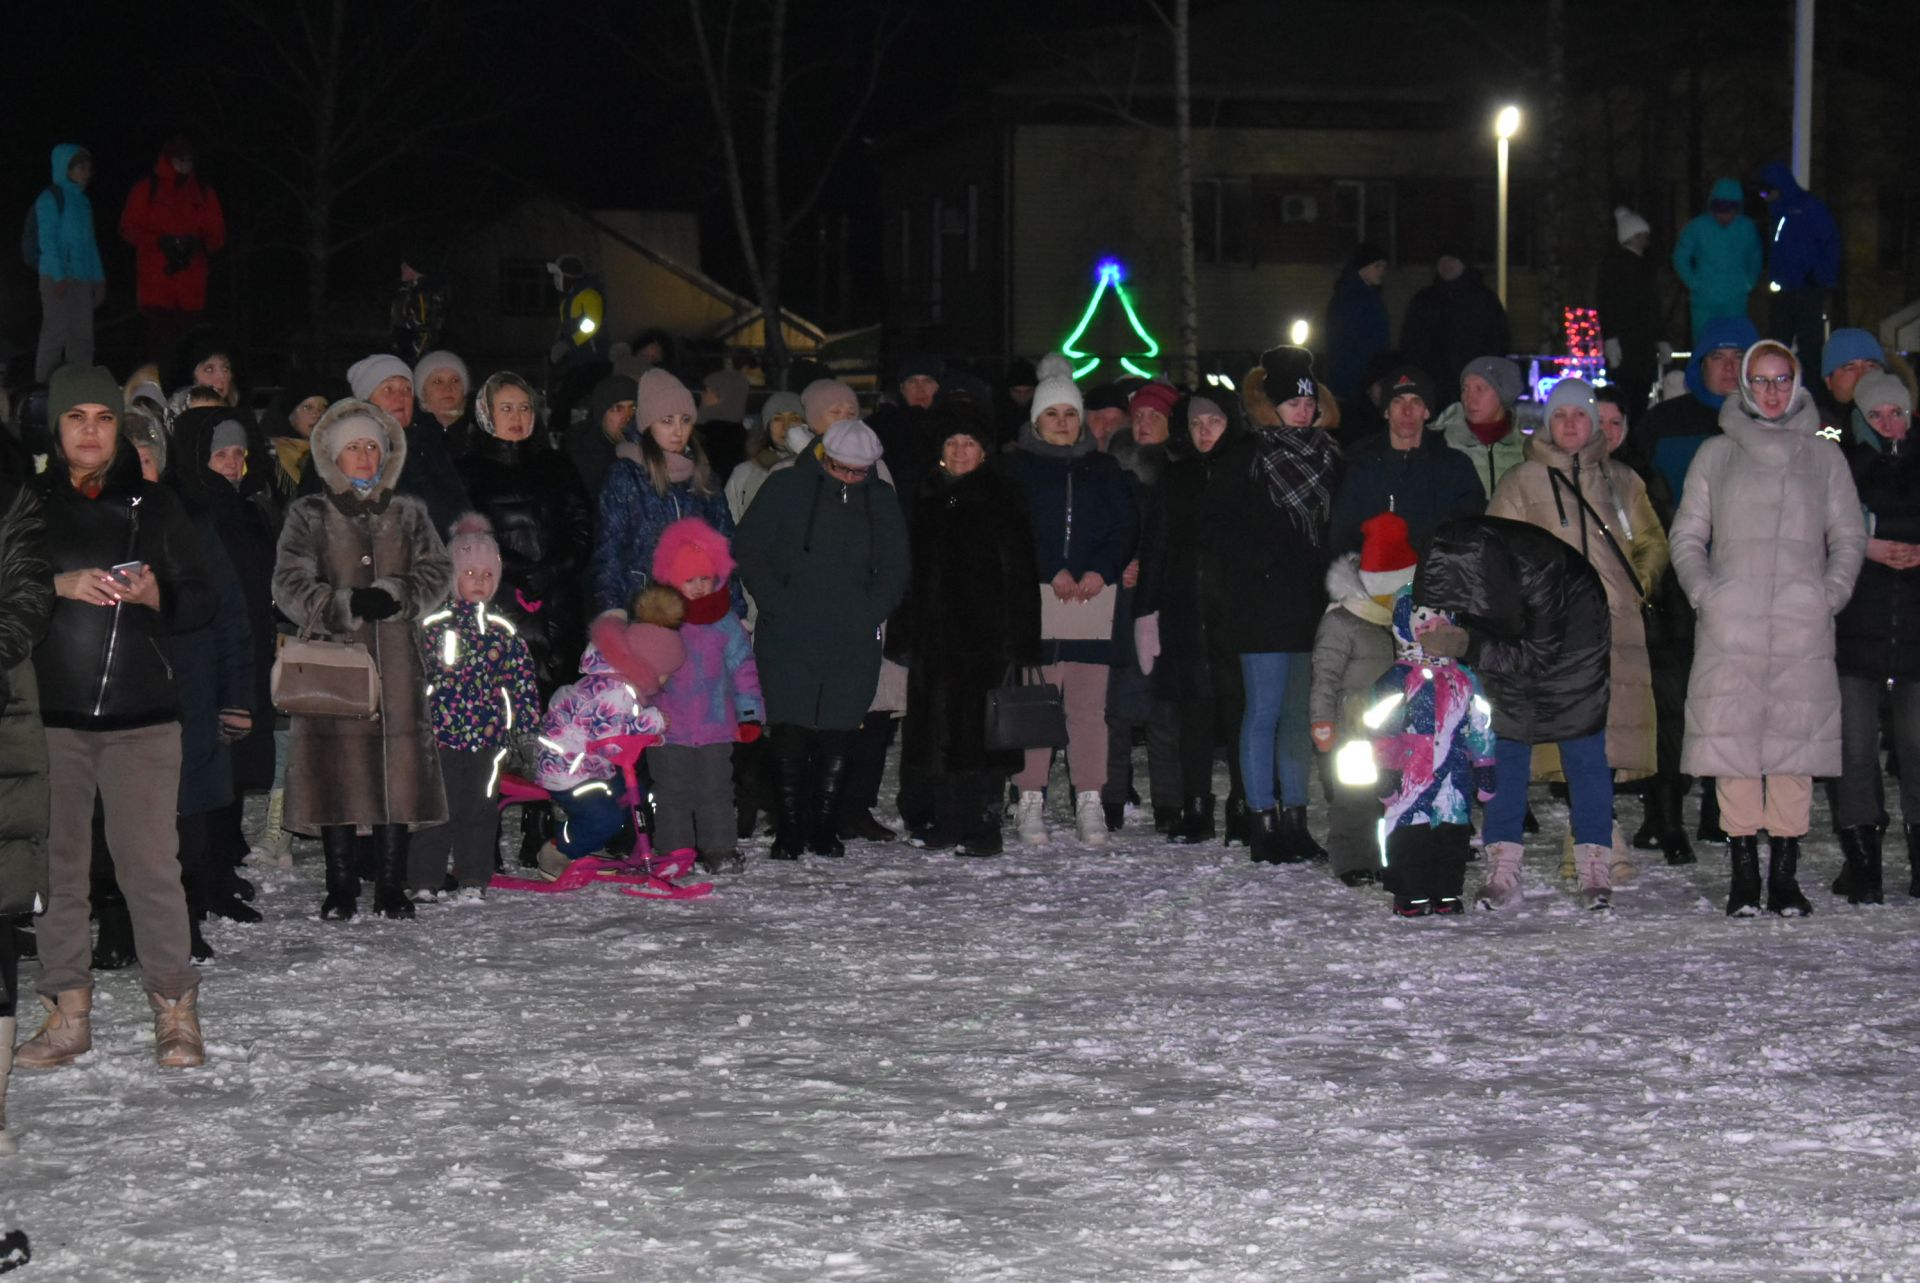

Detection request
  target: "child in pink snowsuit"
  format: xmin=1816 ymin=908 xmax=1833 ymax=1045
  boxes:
xmin=649 ymin=517 xmax=763 ymax=873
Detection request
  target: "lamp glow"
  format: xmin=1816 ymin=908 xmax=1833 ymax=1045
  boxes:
xmin=1289 ymin=319 xmax=1310 ymax=346
xmin=1495 ymin=105 xmax=1522 ymax=139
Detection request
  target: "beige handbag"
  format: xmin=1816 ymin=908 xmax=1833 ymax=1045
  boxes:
xmin=270 ymin=620 xmax=381 ymax=719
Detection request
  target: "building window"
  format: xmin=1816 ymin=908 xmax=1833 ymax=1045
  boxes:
xmin=1193 ymin=177 xmax=1252 ymax=265
xmin=497 ymin=257 xmax=549 ymax=318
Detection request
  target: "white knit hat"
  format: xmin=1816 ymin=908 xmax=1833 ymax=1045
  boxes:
xmin=347 ymin=354 xmax=412 ymax=401
xmin=1030 ymin=374 xmax=1084 ymax=422
xmin=1034 ymin=352 xmax=1074 ymax=383
xmin=1614 ymin=206 xmax=1651 ymax=245
xmin=412 ymin=350 xmax=470 ymax=395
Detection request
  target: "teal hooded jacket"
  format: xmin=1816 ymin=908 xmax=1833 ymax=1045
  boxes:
xmin=35 ymin=143 xmax=105 ymax=283
xmin=1671 ymin=177 xmax=1760 ymax=309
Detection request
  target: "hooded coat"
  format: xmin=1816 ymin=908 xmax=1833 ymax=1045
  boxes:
xmin=1671 ymin=178 xmax=1762 ymax=339
xmin=1487 ymin=427 xmax=1669 ymax=777
xmin=457 ymin=375 xmax=595 ymax=690
xmin=1370 ymin=590 xmax=1497 ymax=830
xmin=734 ymin=446 xmax=910 ymax=730
xmin=901 ymin=461 xmax=1041 ymax=775
xmin=1414 ymin=517 xmax=1612 ymax=747
xmin=118 ymin=149 xmax=226 ymax=312
xmin=1309 ymin=553 xmax=1397 ymax=738
xmin=272 ymin=401 xmax=453 ymax=830
xmin=1635 ymin=315 xmax=1759 ymax=496
xmin=1755 ymin=162 xmax=1841 ymax=292
xmin=171 ymin=407 xmax=281 ymax=792
xmin=34 ymin=144 xmax=104 ymax=283
xmin=1670 ymin=376 xmax=1866 ymax=778
xmin=1837 ymin=416 xmax=1920 ymax=680
xmin=0 ymin=459 xmax=54 ymax=920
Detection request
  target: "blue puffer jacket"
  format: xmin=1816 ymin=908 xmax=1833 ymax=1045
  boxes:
xmin=1756 ymin=162 xmax=1841 ymax=291
xmin=591 ymin=453 xmax=743 ymax=616
xmin=36 ymin=143 xmax=104 ymax=283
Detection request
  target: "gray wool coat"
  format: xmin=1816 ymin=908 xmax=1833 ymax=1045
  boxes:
xmin=272 ymin=400 xmax=453 ymax=831
xmin=1669 ymin=392 xmax=1866 ymax=779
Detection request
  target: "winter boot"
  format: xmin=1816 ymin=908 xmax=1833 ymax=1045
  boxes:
xmin=517 ymin=803 xmax=553 ymax=869
xmin=1222 ymin=792 xmax=1248 ymax=847
xmin=769 ymin=733 xmax=810 ymax=860
xmin=1283 ymin=806 xmax=1328 ymax=862
xmin=1836 ymin=824 xmax=1883 ymax=905
xmin=0 ymin=1016 xmax=12 ymax=1156
xmin=1576 ymin=842 xmax=1614 ymax=911
xmin=320 ymin=826 xmax=359 ymax=920
xmin=148 ymin=990 xmax=205 ymax=1069
xmin=1475 ymin=841 xmax=1524 ymax=910
xmin=1168 ymin=796 xmax=1215 ymax=846
xmin=13 ymin=988 xmax=91 ymax=1069
xmin=1697 ymin=780 xmax=1726 ymax=843
xmin=1765 ymin=835 xmax=1813 ymax=917
xmin=372 ymin=825 xmax=416 ymax=920
xmin=1016 ymin=791 xmax=1049 ymax=846
xmin=1609 ymin=821 xmax=1637 ymax=885
xmin=807 ymin=741 xmax=852 ymax=857
xmin=260 ymin=787 xmax=294 ymax=868
xmin=1630 ymin=780 xmax=1663 ymax=851
xmin=1660 ymin=777 xmax=1696 ymax=864
xmin=1247 ymin=808 xmax=1291 ymax=865
xmin=838 ymin=808 xmax=895 ymax=844
xmin=1725 ymin=834 xmax=1763 ymax=917
xmin=1391 ymin=894 xmax=1432 ymax=917
xmin=1102 ymin=799 xmax=1125 ymax=832
xmin=91 ymin=898 xmax=137 ymax=971
xmin=1074 ymin=791 xmax=1109 ymax=848
xmin=695 ymin=849 xmax=745 ymax=875
xmin=1152 ymin=804 xmax=1179 ymax=835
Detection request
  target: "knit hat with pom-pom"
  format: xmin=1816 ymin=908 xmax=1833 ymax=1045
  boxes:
xmin=446 ymin=513 xmax=502 ymax=595
xmin=651 ymin=516 xmax=736 ymax=590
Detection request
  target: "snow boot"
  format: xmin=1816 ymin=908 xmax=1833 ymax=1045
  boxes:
xmin=1609 ymin=821 xmax=1637 ymax=885
xmin=1391 ymin=894 xmax=1431 ymax=917
xmin=1283 ymin=806 xmax=1327 ymax=862
xmin=1074 ymin=791 xmax=1109 ymax=848
xmin=517 ymin=803 xmax=554 ymax=869
xmin=148 ymin=990 xmax=204 ymax=1069
xmin=696 ymin=849 xmax=745 ymax=874
xmin=1248 ymin=808 xmax=1295 ymax=865
xmin=1630 ymin=779 xmax=1663 ymax=851
xmin=319 ymin=825 xmax=359 ymax=919
xmin=1835 ymin=825 xmax=1882 ymax=905
xmin=372 ymin=825 xmax=416 ymax=920
xmin=91 ymin=898 xmax=136 ymax=971
xmin=0 ymin=1017 xmax=13 ymax=1155
xmin=768 ymin=734 xmax=809 ymax=860
xmin=1168 ymin=796 xmax=1215 ymax=846
xmin=807 ymin=742 xmax=852 ymax=857
xmin=838 ymin=808 xmax=895 ymax=844
xmin=1222 ymin=792 xmax=1248 ymax=847
xmin=14 ymin=988 xmax=91 ymax=1069
xmin=1102 ymin=799 xmax=1125 ymax=832
xmin=1697 ymin=780 xmax=1726 ymax=843
xmin=1765 ymin=835 xmax=1813 ymax=917
xmin=1152 ymin=804 xmax=1179 ymax=834
xmin=1576 ymin=842 xmax=1614 ymax=911
xmin=259 ymin=786 xmax=294 ymax=868
xmin=1661 ymin=778 xmax=1696 ymax=865
xmin=1725 ymin=834 xmax=1763 ymax=917
xmin=1475 ymin=841 xmax=1524 ymax=910
xmin=534 ymin=842 xmax=571 ymax=880
xmin=1016 ymin=791 xmax=1048 ymax=846
xmin=0 ymin=1231 xmax=26 ymax=1272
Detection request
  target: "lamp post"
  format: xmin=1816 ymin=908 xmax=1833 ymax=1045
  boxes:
xmin=1494 ymin=105 xmax=1521 ymax=309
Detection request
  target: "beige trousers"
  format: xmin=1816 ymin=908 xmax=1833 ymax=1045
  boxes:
xmin=1015 ymin=662 xmax=1110 ymax=794
xmin=1715 ymin=775 xmax=1812 ymax=838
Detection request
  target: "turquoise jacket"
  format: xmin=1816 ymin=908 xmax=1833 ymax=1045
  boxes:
xmin=1671 ymin=178 xmax=1760 ymax=312
xmin=36 ymin=144 xmax=104 ymax=283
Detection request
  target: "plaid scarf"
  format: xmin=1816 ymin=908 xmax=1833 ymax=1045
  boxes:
xmin=1250 ymin=426 xmax=1341 ymax=546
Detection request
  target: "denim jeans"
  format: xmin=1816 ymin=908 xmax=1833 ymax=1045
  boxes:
xmin=1484 ymin=731 xmax=1613 ymax=847
xmin=1238 ymin=651 xmax=1312 ymax=811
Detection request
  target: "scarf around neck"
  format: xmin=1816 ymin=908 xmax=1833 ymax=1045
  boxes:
xmin=1250 ymin=426 xmax=1340 ymax=545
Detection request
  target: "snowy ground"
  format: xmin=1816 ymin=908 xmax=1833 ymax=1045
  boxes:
xmin=6 ymin=774 xmax=1920 ymax=1282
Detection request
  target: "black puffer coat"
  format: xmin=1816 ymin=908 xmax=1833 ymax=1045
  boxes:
xmin=901 ymin=463 xmax=1041 ymax=774
xmin=1215 ymin=424 xmax=1341 ymax=654
xmin=1414 ymin=516 xmax=1611 ymax=745
xmin=1134 ymin=425 xmax=1244 ymax=701
xmin=456 ymin=427 xmax=595 ymax=690
xmin=171 ymin=406 xmax=282 ymax=792
xmin=34 ymin=446 xmax=216 ymax=732
xmin=1837 ymin=428 xmax=1920 ymax=680
xmin=0 ymin=457 xmax=54 ymax=921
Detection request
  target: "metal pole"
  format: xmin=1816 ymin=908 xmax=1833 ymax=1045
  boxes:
xmin=1497 ymin=135 xmax=1510 ymax=309
xmin=1792 ymin=0 xmax=1814 ymax=188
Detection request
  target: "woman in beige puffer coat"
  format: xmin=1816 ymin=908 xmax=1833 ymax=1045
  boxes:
xmin=1669 ymin=339 xmax=1866 ymax=916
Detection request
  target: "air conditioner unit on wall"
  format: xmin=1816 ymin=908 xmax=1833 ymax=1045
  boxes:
xmin=1281 ymin=195 xmax=1319 ymax=225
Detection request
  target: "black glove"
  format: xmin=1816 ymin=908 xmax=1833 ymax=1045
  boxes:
xmin=350 ymin=588 xmax=401 ymax=621
xmin=1376 ymin=769 xmax=1403 ymax=802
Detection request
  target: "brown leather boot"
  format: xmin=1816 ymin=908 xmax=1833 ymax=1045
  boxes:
xmin=148 ymin=990 xmax=205 ymax=1069
xmin=14 ymin=988 xmax=92 ymax=1069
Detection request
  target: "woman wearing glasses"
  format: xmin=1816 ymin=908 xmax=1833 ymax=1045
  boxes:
xmin=1831 ymin=372 xmax=1920 ymax=904
xmin=1669 ymin=340 xmax=1865 ymax=916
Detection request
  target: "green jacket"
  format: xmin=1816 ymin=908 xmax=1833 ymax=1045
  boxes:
xmin=1432 ymin=403 xmax=1527 ymax=500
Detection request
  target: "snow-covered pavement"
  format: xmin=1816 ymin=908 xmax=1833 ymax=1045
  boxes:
xmin=5 ymin=795 xmax=1919 ymax=1281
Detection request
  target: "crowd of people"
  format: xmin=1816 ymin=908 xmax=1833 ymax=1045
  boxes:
xmin=0 ymin=142 xmax=1905 ymax=1176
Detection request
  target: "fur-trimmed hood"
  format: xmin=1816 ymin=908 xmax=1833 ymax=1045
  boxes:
xmin=652 ymin=515 xmax=736 ymax=588
xmin=1325 ymin=551 xmax=1391 ymax=624
xmin=311 ymin=398 xmax=408 ymax=500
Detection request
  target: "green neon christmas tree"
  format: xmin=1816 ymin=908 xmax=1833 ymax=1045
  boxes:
xmin=1059 ymin=259 xmax=1162 ymax=381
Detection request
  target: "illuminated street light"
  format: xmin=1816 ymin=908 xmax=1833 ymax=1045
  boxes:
xmin=1494 ymin=105 xmax=1522 ymax=308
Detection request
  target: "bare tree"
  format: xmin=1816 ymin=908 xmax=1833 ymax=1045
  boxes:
xmin=217 ymin=0 xmax=503 ymax=366
xmin=685 ymin=0 xmax=910 ymax=381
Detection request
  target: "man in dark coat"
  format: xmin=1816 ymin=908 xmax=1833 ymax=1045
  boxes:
xmin=867 ymin=353 xmax=947 ymax=519
xmin=1400 ymin=255 xmax=1510 ymax=411
xmin=1325 ymin=243 xmax=1391 ymax=405
xmin=734 ymin=421 xmax=910 ymax=859
xmin=1596 ymin=207 xmax=1664 ymax=420
xmin=1327 ymin=365 xmax=1484 ymax=554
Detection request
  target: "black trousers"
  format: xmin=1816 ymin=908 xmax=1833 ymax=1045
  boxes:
xmin=1385 ymin=821 xmax=1472 ymax=902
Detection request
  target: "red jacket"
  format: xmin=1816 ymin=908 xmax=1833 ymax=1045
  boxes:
xmin=119 ymin=155 xmax=226 ymax=312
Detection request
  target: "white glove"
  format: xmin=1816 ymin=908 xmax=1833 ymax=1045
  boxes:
xmin=1133 ymin=612 xmax=1161 ymax=676
xmin=1603 ymin=337 xmax=1623 ymax=369
xmin=1656 ymin=340 xmax=1674 ymax=363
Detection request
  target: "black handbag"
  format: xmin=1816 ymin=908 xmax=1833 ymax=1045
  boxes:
xmin=984 ymin=665 xmax=1070 ymax=752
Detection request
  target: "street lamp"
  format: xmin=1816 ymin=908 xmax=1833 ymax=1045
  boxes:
xmin=1289 ymin=318 xmax=1310 ymax=346
xmin=1494 ymin=105 xmax=1522 ymax=309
